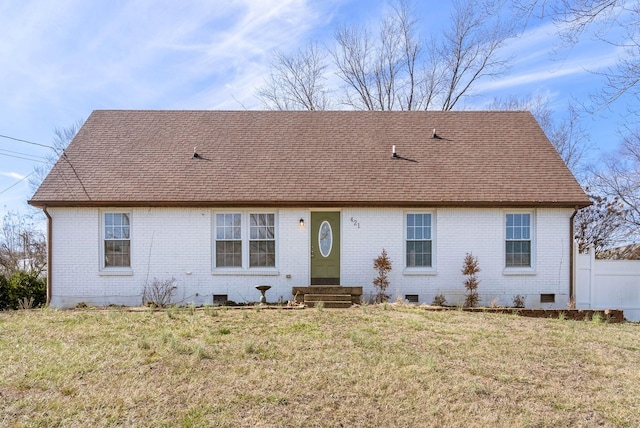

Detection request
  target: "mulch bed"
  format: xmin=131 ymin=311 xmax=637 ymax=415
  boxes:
xmin=421 ymin=306 xmax=626 ymax=323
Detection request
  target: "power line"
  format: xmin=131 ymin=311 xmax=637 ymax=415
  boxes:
xmin=0 ymin=171 xmax=34 ymax=196
xmin=0 ymin=153 xmax=47 ymax=163
xmin=0 ymin=148 xmax=48 ymax=163
xmin=0 ymin=132 xmax=90 ymax=200
xmin=0 ymin=133 xmax=56 ymax=150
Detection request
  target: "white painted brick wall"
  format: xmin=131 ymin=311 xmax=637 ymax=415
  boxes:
xmin=341 ymin=208 xmax=572 ymax=308
xmin=48 ymin=207 xmax=573 ymax=309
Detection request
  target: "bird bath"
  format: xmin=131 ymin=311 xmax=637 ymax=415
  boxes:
xmin=255 ymin=285 xmax=271 ymax=304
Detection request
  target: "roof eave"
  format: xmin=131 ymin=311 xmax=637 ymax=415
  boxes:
xmin=28 ymin=199 xmax=593 ymax=209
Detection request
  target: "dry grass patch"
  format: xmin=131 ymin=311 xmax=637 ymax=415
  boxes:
xmin=0 ymin=306 xmax=639 ymax=427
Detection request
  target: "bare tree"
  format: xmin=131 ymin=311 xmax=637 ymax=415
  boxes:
xmin=259 ymin=0 xmax=517 ymax=111
xmin=0 ymin=211 xmax=47 ymax=276
xmin=438 ymin=0 xmax=515 ymax=111
xmin=590 ymin=128 xmax=640 ymax=242
xmin=256 ymin=42 xmax=331 ymax=111
xmin=488 ymin=94 xmax=593 ymax=175
xmin=574 ymin=193 xmax=627 ymax=256
xmin=29 ymin=120 xmax=83 ymax=193
xmin=330 ymin=0 xmax=418 ymax=110
xmin=515 ymin=0 xmax=640 ymax=113
xmin=333 ymin=23 xmax=387 ymax=110
xmin=414 ymin=38 xmax=448 ymax=111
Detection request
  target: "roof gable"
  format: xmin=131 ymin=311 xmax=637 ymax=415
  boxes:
xmin=29 ymin=110 xmax=590 ymax=208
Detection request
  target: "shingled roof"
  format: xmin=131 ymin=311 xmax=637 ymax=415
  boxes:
xmin=29 ymin=110 xmax=590 ymax=208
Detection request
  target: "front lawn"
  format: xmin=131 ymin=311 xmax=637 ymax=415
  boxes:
xmin=1 ymin=305 xmax=638 ymax=427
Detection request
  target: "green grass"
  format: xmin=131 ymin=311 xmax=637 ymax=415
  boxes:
xmin=1 ymin=305 xmax=639 ymax=427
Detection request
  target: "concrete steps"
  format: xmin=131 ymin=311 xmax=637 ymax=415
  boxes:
xmin=304 ymin=294 xmax=353 ymax=308
xmin=293 ymin=286 xmax=363 ymax=308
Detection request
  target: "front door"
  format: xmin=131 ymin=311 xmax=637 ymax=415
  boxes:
xmin=310 ymin=211 xmax=340 ymax=285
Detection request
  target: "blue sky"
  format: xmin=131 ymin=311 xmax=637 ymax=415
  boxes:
xmin=0 ymin=0 xmax=629 ymax=218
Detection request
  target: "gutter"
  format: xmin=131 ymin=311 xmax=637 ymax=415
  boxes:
xmin=43 ymin=206 xmax=52 ymax=306
xmin=569 ymin=206 xmax=578 ymax=304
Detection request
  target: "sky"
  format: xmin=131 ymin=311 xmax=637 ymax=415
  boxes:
xmin=0 ymin=0 xmax=632 ymax=220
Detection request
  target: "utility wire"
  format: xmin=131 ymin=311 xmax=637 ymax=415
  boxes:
xmin=0 ymin=151 xmax=48 ymax=163
xmin=0 ymin=147 xmax=49 ymax=160
xmin=0 ymin=171 xmax=34 ymax=196
xmin=0 ymin=131 xmax=90 ymax=200
xmin=0 ymin=134 xmax=56 ymax=150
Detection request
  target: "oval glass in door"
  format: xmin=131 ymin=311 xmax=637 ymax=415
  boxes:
xmin=318 ymin=221 xmax=333 ymax=257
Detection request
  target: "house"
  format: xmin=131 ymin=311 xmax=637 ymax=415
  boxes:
xmin=29 ymin=110 xmax=591 ymax=308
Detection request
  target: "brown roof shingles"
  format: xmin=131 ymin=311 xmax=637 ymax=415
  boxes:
xmin=28 ymin=110 xmax=591 ymax=208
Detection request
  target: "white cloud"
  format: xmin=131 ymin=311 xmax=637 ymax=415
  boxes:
xmin=0 ymin=172 xmax=26 ymax=181
xmin=476 ymin=20 xmax=624 ymax=96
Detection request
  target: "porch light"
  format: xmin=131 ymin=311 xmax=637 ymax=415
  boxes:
xmin=300 ymin=218 xmax=305 ymax=227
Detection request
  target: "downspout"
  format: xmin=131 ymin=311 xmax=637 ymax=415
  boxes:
xmin=569 ymin=206 xmax=578 ymax=304
xmin=43 ymin=206 xmax=52 ymax=306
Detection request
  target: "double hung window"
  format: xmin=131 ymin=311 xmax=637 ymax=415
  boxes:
xmin=505 ymin=213 xmax=531 ymax=268
xmin=214 ymin=212 xmax=276 ymax=269
xmin=104 ymin=213 xmax=131 ymax=268
xmin=215 ymin=213 xmax=242 ymax=267
xmin=406 ymin=213 xmax=433 ymax=268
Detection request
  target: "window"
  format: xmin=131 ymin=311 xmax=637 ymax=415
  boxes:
xmin=214 ymin=212 xmax=277 ymax=269
xmin=506 ymin=213 xmax=531 ymax=268
xmin=249 ymin=213 xmax=275 ymax=267
xmin=406 ymin=213 xmax=432 ymax=268
xmin=215 ymin=213 xmax=242 ymax=267
xmin=104 ymin=213 xmax=130 ymax=268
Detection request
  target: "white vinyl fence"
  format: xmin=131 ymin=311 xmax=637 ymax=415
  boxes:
xmin=575 ymin=247 xmax=640 ymax=322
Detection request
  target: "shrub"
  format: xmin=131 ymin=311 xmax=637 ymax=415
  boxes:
xmin=142 ymin=277 xmax=177 ymax=308
xmin=373 ymin=249 xmax=392 ymax=303
xmin=0 ymin=274 xmax=9 ymax=310
xmin=512 ymin=294 xmax=526 ymax=308
xmin=462 ymin=253 xmax=480 ymax=307
xmin=432 ymin=293 xmax=447 ymax=306
xmin=1 ymin=271 xmax=46 ymax=310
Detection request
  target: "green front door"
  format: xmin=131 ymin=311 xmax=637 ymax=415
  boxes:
xmin=311 ymin=212 xmax=340 ymax=285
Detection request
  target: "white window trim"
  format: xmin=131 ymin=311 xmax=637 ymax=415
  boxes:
xmin=503 ymin=209 xmax=536 ymax=275
xmin=403 ymin=210 xmax=437 ymax=276
xmin=99 ymin=210 xmax=133 ymax=275
xmin=212 ymin=210 xmax=279 ymax=275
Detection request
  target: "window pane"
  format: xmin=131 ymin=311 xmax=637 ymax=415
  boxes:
xmin=515 ymin=214 xmax=522 ymax=227
xmin=506 ymin=240 xmax=531 ymax=267
xmin=250 ymin=241 xmax=275 ymax=267
xmin=216 ymin=241 xmax=242 ymax=267
xmin=406 ymin=241 xmax=432 ymax=267
xmin=105 ymin=240 xmax=130 ymax=267
xmin=217 ymin=214 xmax=241 ymax=241
xmin=513 ymin=228 xmax=521 ymax=240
